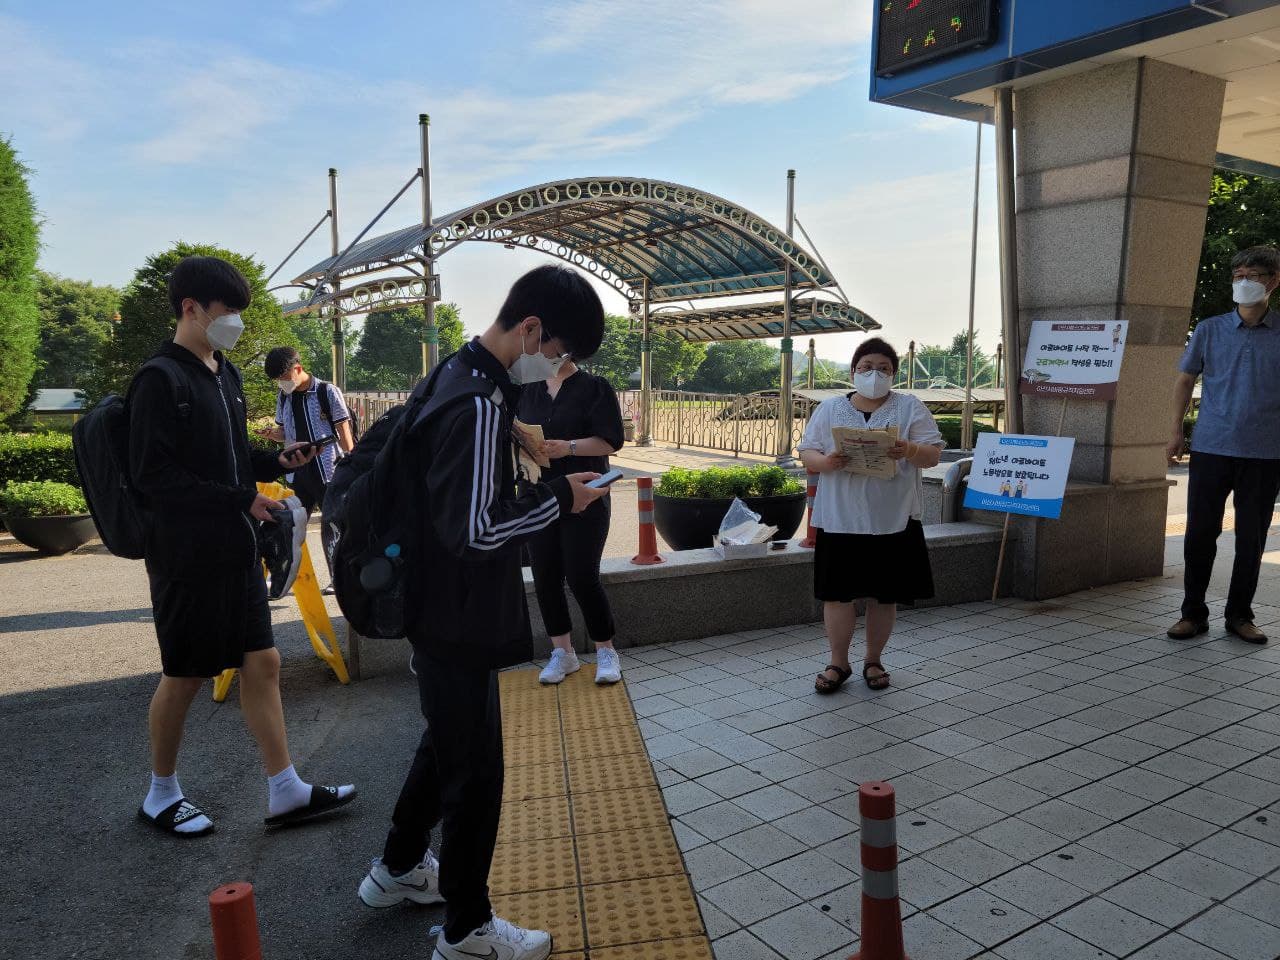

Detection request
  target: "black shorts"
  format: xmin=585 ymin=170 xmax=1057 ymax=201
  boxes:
xmin=148 ymin=565 xmax=274 ymax=677
xmin=813 ymin=519 xmax=935 ymax=605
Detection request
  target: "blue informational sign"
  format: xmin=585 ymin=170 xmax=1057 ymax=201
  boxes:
xmin=963 ymin=434 xmax=1075 ymax=520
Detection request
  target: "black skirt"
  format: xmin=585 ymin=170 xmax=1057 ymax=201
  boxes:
xmin=813 ymin=519 xmax=935 ymax=605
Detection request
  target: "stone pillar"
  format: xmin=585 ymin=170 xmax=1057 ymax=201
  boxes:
xmin=988 ymin=59 xmax=1225 ymax=597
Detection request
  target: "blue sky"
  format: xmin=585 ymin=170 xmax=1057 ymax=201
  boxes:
xmin=0 ymin=0 xmax=1002 ymax=361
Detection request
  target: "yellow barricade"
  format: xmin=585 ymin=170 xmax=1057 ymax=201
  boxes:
xmin=212 ymin=481 xmax=350 ymax=702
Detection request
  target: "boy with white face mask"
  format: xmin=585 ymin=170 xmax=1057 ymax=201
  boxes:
xmin=129 ymin=255 xmax=355 ymax=837
xmin=1168 ymin=245 xmax=1280 ymax=644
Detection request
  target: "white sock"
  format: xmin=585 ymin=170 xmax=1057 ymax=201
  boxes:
xmin=268 ymin=764 xmax=355 ymax=815
xmin=144 ymin=772 xmax=213 ymax=834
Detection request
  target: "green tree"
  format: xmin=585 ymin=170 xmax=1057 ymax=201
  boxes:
xmin=687 ymin=340 xmax=780 ymax=394
xmin=348 ymin=302 xmax=465 ymax=391
xmin=1194 ymin=171 xmax=1280 ymax=331
xmin=35 ymin=272 xmax=121 ymax=388
xmin=82 ymin=242 xmax=291 ymax=418
xmin=0 ymin=136 xmax=41 ymax=423
xmin=581 ymin=314 xmax=706 ymax=390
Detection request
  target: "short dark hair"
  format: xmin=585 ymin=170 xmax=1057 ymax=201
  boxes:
xmin=852 ymin=337 xmax=900 ymax=373
xmin=1231 ymin=246 xmax=1280 ymax=275
xmin=265 ymin=346 xmax=302 ymax=380
xmin=495 ymin=264 xmax=605 ymax=359
xmin=168 ymin=255 xmax=252 ymax=320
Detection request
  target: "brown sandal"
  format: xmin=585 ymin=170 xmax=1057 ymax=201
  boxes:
xmin=815 ymin=664 xmax=853 ymax=694
xmin=863 ymin=662 xmax=891 ymax=690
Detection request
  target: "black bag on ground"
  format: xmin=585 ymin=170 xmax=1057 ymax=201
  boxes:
xmin=71 ymin=358 xmax=189 ymax=559
xmin=330 ymin=363 xmax=494 ymax=639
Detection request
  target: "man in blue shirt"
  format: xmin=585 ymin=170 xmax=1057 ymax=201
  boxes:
xmin=1167 ymin=246 xmax=1280 ymax=644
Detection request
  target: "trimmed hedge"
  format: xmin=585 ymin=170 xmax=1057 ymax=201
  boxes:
xmin=656 ymin=465 xmax=804 ymax=500
xmin=933 ymin=416 xmax=999 ymax=450
xmin=0 ymin=432 xmax=79 ymax=486
xmin=0 ymin=480 xmax=88 ymax=518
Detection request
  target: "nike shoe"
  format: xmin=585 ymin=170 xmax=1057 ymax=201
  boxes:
xmin=260 ymin=496 xmax=309 ymax=599
xmin=433 ymin=916 xmax=551 ymax=960
xmin=358 ymin=854 xmax=444 ymax=908
xmin=539 ymin=648 xmax=580 ymax=685
xmin=594 ymin=647 xmax=622 ymax=685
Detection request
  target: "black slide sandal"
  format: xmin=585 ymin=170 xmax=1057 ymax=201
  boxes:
xmin=137 ymin=798 xmax=213 ymax=837
xmin=264 ymin=785 xmax=357 ymax=827
xmin=815 ymin=664 xmax=853 ymax=694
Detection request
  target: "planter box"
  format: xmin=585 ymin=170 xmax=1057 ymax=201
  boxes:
xmin=3 ymin=514 xmax=97 ymax=555
xmin=653 ymin=492 xmax=805 ymax=552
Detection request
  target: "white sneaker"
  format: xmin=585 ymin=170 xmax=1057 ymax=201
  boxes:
xmin=433 ymin=916 xmax=551 ymax=960
xmin=594 ymin=648 xmax=622 ymax=685
xmin=358 ymin=854 xmax=444 ymax=907
xmin=539 ymin=648 xmax=580 ymax=685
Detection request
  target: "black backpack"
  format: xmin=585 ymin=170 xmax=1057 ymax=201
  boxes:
xmin=316 ymin=378 xmax=360 ymax=440
xmin=330 ymin=364 xmax=496 ymax=639
xmin=71 ymin=358 xmax=190 ymax=559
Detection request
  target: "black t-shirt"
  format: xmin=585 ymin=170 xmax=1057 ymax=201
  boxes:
xmin=516 ymin=371 xmax=625 ymax=480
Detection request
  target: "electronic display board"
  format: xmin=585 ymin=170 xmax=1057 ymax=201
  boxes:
xmin=875 ymin=0 xmax=998 ymax=77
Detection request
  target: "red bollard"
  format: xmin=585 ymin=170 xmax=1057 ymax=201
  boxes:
xmin=632 ymin=476 xmax=665 ymax=565
xmin=849 ymin=781 xmax=909 ymax=960
xmin=801 ymin=470 xmax=820 ymax=548
xmin=210 ymin=882 xmax=263 ymax=960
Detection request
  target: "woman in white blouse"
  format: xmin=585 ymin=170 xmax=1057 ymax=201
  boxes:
xmin=797 ymin=338 xmax=945 ymax=692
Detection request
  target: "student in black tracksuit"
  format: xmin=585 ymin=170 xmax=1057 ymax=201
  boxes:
xmin=357 ymin=266 xmax=607 ymax=960
xmin=131 ymin=255 xmax=354 ymax=838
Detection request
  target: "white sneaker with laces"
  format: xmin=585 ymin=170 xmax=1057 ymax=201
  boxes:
xmin=538 ymin=648 xmax=580 ymax=685
xmin=433 ymin=916 xmax=552 ymax=960
xmin=594 ymin=647 xmax=622 ymax=685
xmin=358 ymin=854 xmax=444 ymax=907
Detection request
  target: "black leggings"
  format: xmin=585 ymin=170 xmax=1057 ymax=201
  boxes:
xmin=529 ymin=498 xmax=615 ymax=643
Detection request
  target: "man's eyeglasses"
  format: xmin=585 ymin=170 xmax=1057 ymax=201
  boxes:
xmin=1232 ymin=270 xmax=1275 ymax=283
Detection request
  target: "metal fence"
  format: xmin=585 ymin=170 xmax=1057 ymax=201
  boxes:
xmin=349 ymin=389 xmax=814 ymax=458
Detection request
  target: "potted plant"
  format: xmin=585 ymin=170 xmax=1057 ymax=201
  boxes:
xmin=0 ymin=481 xmax=97 ymax=555
xmin=653 ymin=465 xmax=806 ymax=551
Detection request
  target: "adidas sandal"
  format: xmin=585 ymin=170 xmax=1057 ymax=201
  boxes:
xmin=136 ymin=797 xmax=213 ymax=837
xmin=264 ymin=784 xmax=357 ymax=828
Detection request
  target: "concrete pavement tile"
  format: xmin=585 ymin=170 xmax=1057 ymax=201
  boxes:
xmin=1190 ymin=828 xmax=1280 ymax=875
xmin=899 ymin=913 xmax=983 ymax=960
xmin=992 ymin=923 xmax=1112 ymax=960
xmin=717 ymin=823 xmax=809 ymax=868
xmin=1149 ymin=850 xmax=1254 ymax=901
xmin=1179 ymin=905 xmax=1280 ymax=960
xmin=679 ymin=801 xmax=765 ymax=842
xmin=711 ymin=930 xmax=785 ymax=960
xmin=1051 ymin=897 xmax=1165 ymax=955
xmin=960 ymin=778 xmax=1050 ymax=815
xmin=1225 ymin=878 xmax=1280 ymax=924
xmin=919 ymin=837 xmax=1021 ymax=885
xmin=1077 ymin=822 xmax=1181 ymax=870
xmin=701 ymin=872 xmax=801 ymax=927
xmin=1100 ymin=873 xmax=1214 ymax=927
xmin=982 ymin=864 xmax=1090 ymax=919
xmin=1126 ymin=933 xmax=1234 ymax=960
xmin=761 ymin=849 xmax=857 ymax=900
xmin=925 ymin=888 xmax=1038 ymax=948
xmin=748 ymin=904 xmax=857 ymax=960
xmin=684 ymin=843 xmax=753 ymax=888
xmin=1032 ymin=846 xmax=1136 ymax=893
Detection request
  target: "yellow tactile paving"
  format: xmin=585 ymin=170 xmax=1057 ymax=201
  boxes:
xmin=493 ymin=668 xmax=710 ymax=957
xmin=590 ymin=937 xmax=715 ymax=960
xmin=573 ymin=787 xmax=673 ymax=835
xmin=569 ymin=752 xmax=658 ymax=795
xmin=497 ymin=794 xmax=573 ymax=844
xmin=583 ymin=875 xmax=705 ymax=948
xmin=577 ymin=825 xmax=684 ymax=887
xmin=490 ymin=836 xmax=579 ymax=896
xmin=492 ymin=885 xmax=585 ymax=953
xmin=505 ymin=732 xmax=564 ymax=767
xmin=504 ymin=761 xmax=568 ymax=801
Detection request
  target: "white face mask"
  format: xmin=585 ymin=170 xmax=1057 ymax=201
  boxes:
xmin=200 ymin=307 xmax=244 ymax=352
xmin=276 ymin=377 xmax=297 ymax=395
xmin=510 ymin=332 xmax=566 ymax=385
xmin=1233 ymin=278 xmax=1270 ymax=306
xmin=854 ymin=369 xmax=891 ymax=400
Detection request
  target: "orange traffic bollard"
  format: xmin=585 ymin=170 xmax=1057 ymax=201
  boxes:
xmin=210 ymin=882 xmax=263 ymax=960
xmin=849 ymin=781 xmax=909 ymax=960
xmin=631 ymin=476 xmax=665 ymax=565
xmin=801 ymin=470 xmax=820 ymax=548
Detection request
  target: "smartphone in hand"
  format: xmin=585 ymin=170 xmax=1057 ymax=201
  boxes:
xmin=585 ymin=469 xmax=625 ymax=489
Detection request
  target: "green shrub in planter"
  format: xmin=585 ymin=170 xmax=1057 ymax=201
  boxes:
xmin=0 ymin=481 xmax=88 ymax=518
xmin=656 ymin=465 xmax=803 ymax=500
xmin=0 ymin=432 xmax=80 ymax=486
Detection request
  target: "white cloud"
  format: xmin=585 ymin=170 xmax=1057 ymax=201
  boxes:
xmin=0 ymin=15 xmax=98 ymax=143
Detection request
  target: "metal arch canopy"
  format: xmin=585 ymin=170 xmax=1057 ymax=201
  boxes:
xmin=649 ymin=298 xmax=880 ymax=343
xmin=291 ymin=176 xmax=838 ymax=305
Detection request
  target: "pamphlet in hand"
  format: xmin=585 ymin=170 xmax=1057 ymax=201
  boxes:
xmin=513 ymin=419 xmax=550 ymax=482
xmin=831 ymin=426 xmax=899 ymax=479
